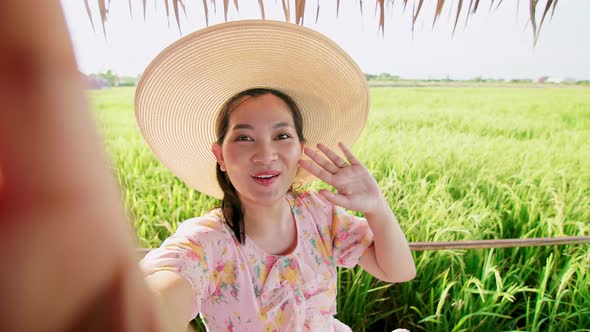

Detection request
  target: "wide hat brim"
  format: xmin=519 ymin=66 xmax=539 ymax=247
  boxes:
xmin=135 ymin=20 xmax=369 ymax=199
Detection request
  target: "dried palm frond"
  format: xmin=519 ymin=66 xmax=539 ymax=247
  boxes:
xmin=412 ymin=0 xmax=424 ymax=32
xmin=258 ymin=0 xmax=265 ymax=20
xmin=452 ymin=0 xmax=463 ymax=36
xmin=84 ymin=0 xmax=559 ymax=45
xmin=433 ymin=0 xmax=446 ymax=28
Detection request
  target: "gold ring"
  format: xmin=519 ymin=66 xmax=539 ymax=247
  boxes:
xmin=338 ymin=161 xmax=349 ymax=168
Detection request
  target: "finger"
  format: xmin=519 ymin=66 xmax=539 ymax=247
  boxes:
xmin=319 ymin=189 xmax=350 ymax=208
xmin=0 ymin=0 xmax=108 ymax=206
xmin=303 ymin=147 xmax=340 ymax=174
xmin=338 ymin=142 xmax=361 ymax=166
xmin=317 ymin=143 xmax=348 ymax=168
xmin=298 ymin=159 xmax=334 ymax=184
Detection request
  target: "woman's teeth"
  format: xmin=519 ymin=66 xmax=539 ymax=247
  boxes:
xmin=255 ymin=175 xmax=275 ymax=179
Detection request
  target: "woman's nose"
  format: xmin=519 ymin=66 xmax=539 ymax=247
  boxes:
xmin=252 ymin=141 xmax=277 ymax=164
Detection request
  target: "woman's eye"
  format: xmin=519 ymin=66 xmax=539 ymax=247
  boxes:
xmin=235 ymin=135 xmax=252 ymax=141
xmin=276 ymin=133 xmax=291 ymax=140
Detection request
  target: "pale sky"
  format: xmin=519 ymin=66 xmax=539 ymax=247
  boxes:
xmin=61 ymin=0 xmax=590 ymax=80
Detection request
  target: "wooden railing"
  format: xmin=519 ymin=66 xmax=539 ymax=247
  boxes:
xmin=407 ymin=236 xmax=590 ymax=251
xmin=136 ymin=236 xmax=590 ymax=259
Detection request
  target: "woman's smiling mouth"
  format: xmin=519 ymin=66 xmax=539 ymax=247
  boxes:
xmin=252 ymin=171 xmax=281 ymax=186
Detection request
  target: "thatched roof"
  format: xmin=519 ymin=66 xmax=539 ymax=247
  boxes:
xmin=84 ymin=0 xmax=559 ymax=45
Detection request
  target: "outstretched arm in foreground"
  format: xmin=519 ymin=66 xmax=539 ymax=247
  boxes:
xmin=0 ymin=1 xmax=166 ymax=331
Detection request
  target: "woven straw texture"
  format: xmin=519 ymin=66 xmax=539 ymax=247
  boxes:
xmin=135 ymin=20 xmax=369 ymax=199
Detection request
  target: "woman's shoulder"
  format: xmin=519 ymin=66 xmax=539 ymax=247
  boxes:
xmin=175 ymin=208 xmax=230 ymax=241
xmin=290 ymin=190 xmax=333 ymax=216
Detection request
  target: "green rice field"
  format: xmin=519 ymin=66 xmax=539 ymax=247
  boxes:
xmin=90 ymin=86 xmax=590 ymax=331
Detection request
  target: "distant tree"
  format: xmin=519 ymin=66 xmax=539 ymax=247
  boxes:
xmin=98 ymin=70 xmax=119 ymax=86
xmin=118 ymin=75 xmax=138 ymax=86
xmin=365 ymin=74 xmax=377 ymax=81
xmin=441 ymin=75 xmax=453 ymax=82
xmin=375 ymin=73 xmax=400 ymax=81
xmin=510 ymin=78 xmax=532 ymax=83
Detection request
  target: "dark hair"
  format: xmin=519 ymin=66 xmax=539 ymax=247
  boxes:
xmin=215 ymin=88 xmax=305 ymax=244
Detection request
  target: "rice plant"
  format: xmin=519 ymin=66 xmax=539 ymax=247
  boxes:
xmin=90 ymin=85 xmax=590 ymax=331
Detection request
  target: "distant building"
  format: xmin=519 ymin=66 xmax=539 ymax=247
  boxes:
xmin=563 ymin=77 xmax=577 ymax=83
xmin=535 ymin=76 xmax=548 ymax=83
xmin=546 ymin=77 xmax=576 ymax=84
xmin=82 ymin=73 xmax=111 ymax=89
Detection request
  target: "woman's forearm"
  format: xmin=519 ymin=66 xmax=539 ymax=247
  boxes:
xmin=365 ymin=197 xmax=416 ymax=282
xmin=145 ymin=271 xmax=196 ymax=332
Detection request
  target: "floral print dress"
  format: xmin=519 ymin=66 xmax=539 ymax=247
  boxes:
xmin=140 ymin=191 xmax=374 ymax=331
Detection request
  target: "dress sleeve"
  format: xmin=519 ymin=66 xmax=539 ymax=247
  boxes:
xmin=331 ymin=205 xmax=374 ymax=268
xmin=139 ymin=214 xmax=223 ymax=318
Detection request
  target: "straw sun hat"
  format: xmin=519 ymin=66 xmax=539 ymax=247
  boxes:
xmin=135 ymin=20 xmax=369 ymax=199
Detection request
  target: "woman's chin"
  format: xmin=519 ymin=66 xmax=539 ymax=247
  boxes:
xmin=237 ymin=184 xmax=291 ymax=206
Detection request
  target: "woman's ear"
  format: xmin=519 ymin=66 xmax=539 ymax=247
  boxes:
xmin=211 ymin=143 xmax=226 ymax=171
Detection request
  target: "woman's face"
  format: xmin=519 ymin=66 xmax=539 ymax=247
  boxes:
xmin=212 ymin=93 xmax=304 ymax=207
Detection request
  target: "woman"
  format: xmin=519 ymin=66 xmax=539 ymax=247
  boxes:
xmin=137 ymin=20 xmax=416 ymax=331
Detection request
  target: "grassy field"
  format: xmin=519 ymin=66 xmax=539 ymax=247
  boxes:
xmin=90 ymin=86 xmax=590 ymax=331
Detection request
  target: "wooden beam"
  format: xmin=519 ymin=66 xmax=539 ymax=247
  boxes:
xmin=135 ymin=236 xmax=590 ymax=259
xmin=409 ymin=236 xmax=590 ymax=251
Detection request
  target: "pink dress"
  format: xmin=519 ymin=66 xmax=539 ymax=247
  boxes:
xmin=140 ymin=191 xmax=374 ymax=331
